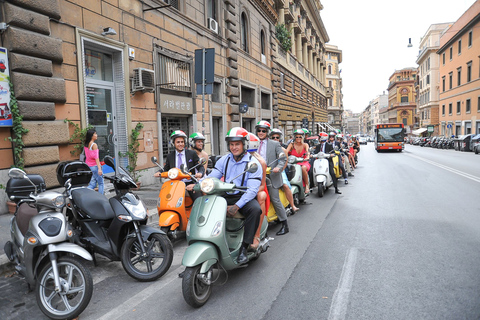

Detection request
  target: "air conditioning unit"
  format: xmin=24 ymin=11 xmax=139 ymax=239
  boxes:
xmin=132 ymin=68 xmax=155 ymax=93
xmin=208 ymin=18 xmax=218 ymax=34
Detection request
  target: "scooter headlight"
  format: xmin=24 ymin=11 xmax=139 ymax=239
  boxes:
xmin=52 ymin=195 xmax=65 ymax=209
xmin=168 ymin=168 xmax=179 ymax=179
xmin=200 ymin=178 xmax=214 ymax=193
xmin=123 ymin=200 xmax=147 ymax=219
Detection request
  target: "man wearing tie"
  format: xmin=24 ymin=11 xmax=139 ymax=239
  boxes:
xmin=255 ymin=120 xmax=289 ymax=235
xmin=154 ymin=130 xmax=204 ymax=200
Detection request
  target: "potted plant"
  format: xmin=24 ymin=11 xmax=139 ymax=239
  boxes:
xmin=275 ymin=24 xmax=292 ymax=52
xmin=119 ymin=123 xmax=144 ymax=187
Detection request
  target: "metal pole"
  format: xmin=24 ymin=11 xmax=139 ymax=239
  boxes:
xmin=202 ymin=49 xmax=206 ymax=135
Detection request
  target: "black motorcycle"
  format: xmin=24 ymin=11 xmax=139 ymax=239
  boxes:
xmin=59 ymin=156 xmax=173 ymax=282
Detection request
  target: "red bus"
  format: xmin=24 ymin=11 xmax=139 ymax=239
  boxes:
xmin=374 ymin=123 xmax=405 ymax=152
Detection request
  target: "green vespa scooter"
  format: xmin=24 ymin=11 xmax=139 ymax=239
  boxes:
xmin=180 ymin=162 xmax=271 ymax=308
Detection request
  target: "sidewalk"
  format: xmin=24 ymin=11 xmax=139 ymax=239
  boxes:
xmin=0 ymin=183 xmax=162 ymax=275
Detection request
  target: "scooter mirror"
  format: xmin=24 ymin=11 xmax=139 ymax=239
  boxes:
xmin=179 ymin=164 xmax=187 ymax=174
xmin=198 ymin=157 xmax=207 ymax=165
xmin=246 ymin=162 xmax=258 ymax=173
xmin=104 ymin=156 xmax=115 ymax=171
xmin=151 ymin=156 xmax=158 ymax=164
xmin=278 ymin=153 xmax=286 ymax=159
xmin=288 ymin=155 xmax=296 ymax=164
xmin=8 ymin=168 xmax=27 ymax=179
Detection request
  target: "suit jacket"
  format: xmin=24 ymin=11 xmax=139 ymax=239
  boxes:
xmin=265 ymin=139 xmax=286 ymax=188
xmin=315 ymin=141 xmax=335 ymax=155
xmin=164 ymin=149 xmax=205 ymax=178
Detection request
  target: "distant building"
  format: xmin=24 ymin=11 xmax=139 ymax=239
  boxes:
xmin=325 ymin=44 xmax=343 ymax=131
xmin=416 ymin=23 xmax=452 ymax=136
xmin=438 ymin=1 xmax=480 ymax=136
xmin=387 ymin=68 xmax=418 ymax=134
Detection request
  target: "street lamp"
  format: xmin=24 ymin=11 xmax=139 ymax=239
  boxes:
xmin=407 ymin=38 xmax=413 ymax=48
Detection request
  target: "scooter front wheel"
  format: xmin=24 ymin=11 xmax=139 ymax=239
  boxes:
xmin=121 ymin=233 xmax=173 ymax=282
xmin=182 ymin=265 xmax=212 ymax=308
xmin=317 ymin=183 xmax=324 ymax=197
xmin=36 ymin=256 xmax=93 ymax=320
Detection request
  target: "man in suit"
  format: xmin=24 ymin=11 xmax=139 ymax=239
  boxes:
xmin=255 ymin=120 xmax=289 ymax=235
xmin=314 ymin=132 xmax=341 ymax=194
xmin=154 ymin=130 xmax=205 ymax=200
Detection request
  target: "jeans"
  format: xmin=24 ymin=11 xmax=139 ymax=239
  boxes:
xmin=88 ymin=166 xmax=104 ymax=194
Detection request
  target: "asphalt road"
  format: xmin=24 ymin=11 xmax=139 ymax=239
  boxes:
xmin=1 ymin=143 xmax=479 ymax=320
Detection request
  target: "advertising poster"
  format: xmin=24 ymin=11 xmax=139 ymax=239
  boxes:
xmin=0 ymin=47 xmax=12 ymax=127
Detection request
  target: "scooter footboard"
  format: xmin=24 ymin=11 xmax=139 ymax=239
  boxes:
xmin=182 ymin=242 xmax=218 ymax=273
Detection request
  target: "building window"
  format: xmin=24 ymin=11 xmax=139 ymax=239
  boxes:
xmin=300 ymin=84 xmax=303 ymax=98
xmin=401 ymin=96 xmax=408 ymax=103
xmin=465 ymin=121 xmax=472 ymax=134
xmin=328 ymin=65 xmax=332 ymax=74
xmin=260 ymin=29 xmax=266 ymax=63
xmin=291 ymin=79 xmax=295 ymax=95
xmin=478 ymin=96 xmax=480 ymax=112
xmin=466 ymin=99 xmax=471 ymax=113
xmin=165 ymin=0 xmax=180 ymax=10
xmin=449 ymin=72 xmax=453 ymax=89
xmin=458 ymin=39 xmax=462 ymax=55
xmin=280 ymin=72 xmax=285 ymax=91
xmin=211 ymin=82 xmax=222 ymax=103
xmin=449 ymin=103 xmax=452 ymax=114
xmin=442 ymin=104 xmax=445 ymax=116
xmin=457 ymin=67 xmax=461 ymax=86
xmin=207 ymin=0 xmax=217 ymax=21
xmin=449 ymin=46 xmax=453 ymax=60
xmin=241 ymin=12 xmax=249 ymax=53
xmin=467 ymin=62 xmax=472 ymax=82
xmin=442 ymin=76 xmax=445 ymax=92
xmin=442 ymin=53 xmax=445 ymax=65
xmin=261 ymin=92 xmax=271 ymax=110
xmin=426 ymin=74 xmax=430 ymax=85
xmin=457 ymin=101 xmax=461 ymax=114
xmin=468 ymin=30 xmax=473 ymax=47
xmin=328 ymin=80 xmax=332 ymax=88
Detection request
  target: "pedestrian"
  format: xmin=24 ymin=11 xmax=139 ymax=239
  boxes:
xmin=84 ymin=129 xmax=104 ymax=194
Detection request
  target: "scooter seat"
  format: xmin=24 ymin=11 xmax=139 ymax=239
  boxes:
xmin=71 ymin=188 xmax=115 ymax=220
xmin=232 ymin=212 xmax=245 ymax=219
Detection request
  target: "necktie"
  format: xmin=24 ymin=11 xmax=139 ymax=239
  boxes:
xmin=177 ymin=152 xmax=183 ymax=168
xmin=258 ymin=140 xmax=264 ymax=155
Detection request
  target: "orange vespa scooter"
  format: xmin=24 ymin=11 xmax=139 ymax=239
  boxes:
xmin=151 ymin=156 xmax=205 ymax=241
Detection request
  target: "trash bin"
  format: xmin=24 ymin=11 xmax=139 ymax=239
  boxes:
xmin=453 ymin=136 xmax=463 ymax=151
xmin=459 ymin=134 xmax=473 ymax=152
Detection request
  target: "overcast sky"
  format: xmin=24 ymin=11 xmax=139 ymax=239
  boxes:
xmin=320 ymin=0 xmax=476 ymax=113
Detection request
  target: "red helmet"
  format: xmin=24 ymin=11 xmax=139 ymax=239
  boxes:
xmin=319 ymin=132 xmax=328 ymax=142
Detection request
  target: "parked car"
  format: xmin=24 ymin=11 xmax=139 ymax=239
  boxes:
xmin=359 ymin=137 xmax=367 ymax=145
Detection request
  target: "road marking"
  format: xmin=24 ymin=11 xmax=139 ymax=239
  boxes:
xmin=328 ymin=247 xmax=358 ymax=320
xmin=90 ymin=264 xmax=184 ymax=320
xmin=407 ymin=154 xmax=480 ymax=183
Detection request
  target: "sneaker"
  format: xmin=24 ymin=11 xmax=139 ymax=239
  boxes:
xmin=348 ymin=172 xmax=354 ymax=177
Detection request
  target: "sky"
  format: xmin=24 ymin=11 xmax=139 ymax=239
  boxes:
xmin=320 ymin=0 xmax=477 ymax=113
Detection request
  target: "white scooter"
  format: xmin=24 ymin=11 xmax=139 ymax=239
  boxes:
xmin=311 ymin=151 xmax=334 ymax=197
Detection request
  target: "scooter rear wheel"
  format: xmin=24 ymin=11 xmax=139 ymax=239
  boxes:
xmin=121 ymin=233 xmax=173 ymax=282
xmin=317 ymin=183 xmax=324 ymax=197
xmin=182 ymin=265 xmax=212 ymax=308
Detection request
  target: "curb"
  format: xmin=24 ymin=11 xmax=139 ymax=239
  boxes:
xmin=0 ymin=206 xmax=160 ymax=276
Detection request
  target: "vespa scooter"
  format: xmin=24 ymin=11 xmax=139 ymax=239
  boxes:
xmin=151 ymin=156 xmax=206 ymax=241
xmin=180 ymin=162 xmax=271 ymax=308
xmin=265 ymin=155 xmax=296 ymax=222
xmin=287 ymin=155 xmax=308 ymax=204
xmin=311 ymin=148 xmax=341 ymax=197
xmin=4 ymin=168 xmax=94 ymax=320
xmin=62 ymin=156 xmax=173 ymax=282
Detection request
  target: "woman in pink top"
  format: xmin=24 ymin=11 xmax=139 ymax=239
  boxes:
xmin=84 ymin=129 xmax=104 ymax=194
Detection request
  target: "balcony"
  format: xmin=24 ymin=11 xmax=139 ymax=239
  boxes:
xmin=326 ymin=87 xmax=333 ymax=98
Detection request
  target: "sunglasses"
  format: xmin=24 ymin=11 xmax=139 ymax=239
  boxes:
xmin=257 ymin=129 xmax=267 ymax=133
xmin=271 ymin=136 xmax=280 ymax=140
xmin=295 ymin=136 xmax=303 ymax=139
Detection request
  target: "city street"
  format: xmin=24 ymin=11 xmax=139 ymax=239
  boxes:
xmin=1 ymin=143 xmax=480 ymax=320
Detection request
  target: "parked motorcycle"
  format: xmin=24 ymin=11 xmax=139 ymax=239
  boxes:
xmin=151 ymin=156 xmax=206 ymax=240
xmin=181 ymin=162 xmax=271 ymax=308
xmin=60 ymin=156 xmax=173 ymax=282
xmin=4 ymin=168 xmax=93 ymax=320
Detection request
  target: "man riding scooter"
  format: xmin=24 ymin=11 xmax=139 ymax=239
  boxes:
xmin=154 ymin=130 xmax=205 ymax=201
xmin=205 ymin=127 xmax=263 ymax=264
xmin=314 ymin=132 xmax=341 ymax=194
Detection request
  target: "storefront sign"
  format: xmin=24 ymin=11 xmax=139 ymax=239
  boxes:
xmin=0 ymin=47 xmax=12 ymax=127
xmin=159 ymin=93 xmax=193 ymax=115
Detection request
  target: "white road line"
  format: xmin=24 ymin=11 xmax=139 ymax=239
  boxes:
xmin=90 ymin=264 xmax=184 ymax=320
xmin=328 ymin=247 xmax=358 ymax=320
xmin=407 ymin=154 xmax=480 ymax=183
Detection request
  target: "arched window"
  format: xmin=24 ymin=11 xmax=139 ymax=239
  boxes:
xmin=260 ymin=30 xmax=265 ymax=55
xmin=241 ymin=12 xmax=249 ymax=53
xmin=328 ymin=64 xmax=332 ymax=74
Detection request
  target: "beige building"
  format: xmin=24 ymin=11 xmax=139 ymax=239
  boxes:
xmin=416 ymin=23 xmax=452 ymax=136
xmin=325 ymin=44 xmax=343 ymax=131
xmin=387 ymin=68 xmax=418 ymax=133
xmin=438 ymin=1 xmax=480 ymax=136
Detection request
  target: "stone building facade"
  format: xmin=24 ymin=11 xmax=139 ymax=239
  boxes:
xmin=0 ymin=0 xmax=289 ymax=211
xmin=325 ymin=44 xmax=343 ymax=131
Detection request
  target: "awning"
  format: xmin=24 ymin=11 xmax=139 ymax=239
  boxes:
xmin=412 ymin=128 xmax=427 ymax=135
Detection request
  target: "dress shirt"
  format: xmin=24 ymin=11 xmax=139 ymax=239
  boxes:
xmin=258 ymin=139 xmax=267 ymax=160
xmin=208 ymin=153 xmax=262 ymax=208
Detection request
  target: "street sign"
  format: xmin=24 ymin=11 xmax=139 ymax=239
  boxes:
xmin=194 ymin=48 xmax=215 ymax=85
xmin=427 ymin=125 xmax=434 ymax=133
xmin=447 ymin=124 xmax=452 ymax=129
